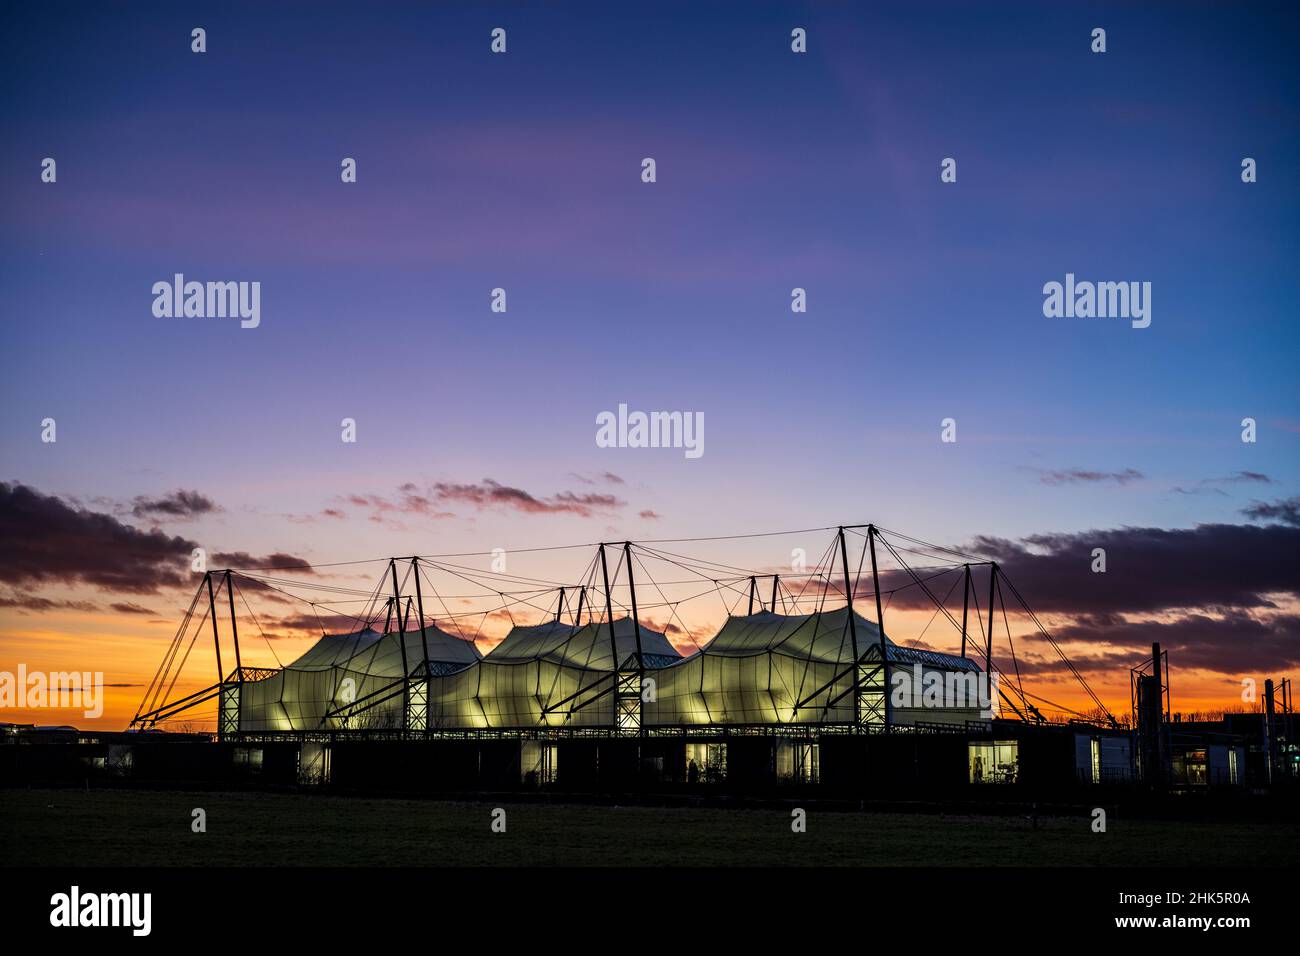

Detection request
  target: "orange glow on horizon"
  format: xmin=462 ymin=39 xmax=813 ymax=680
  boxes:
xmin=0 ymin=597 xmax=1271 ymax=732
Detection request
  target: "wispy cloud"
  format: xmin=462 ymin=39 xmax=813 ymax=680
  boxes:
xmin=569 ymin=472 xmax=625 ymax=486
xmin=1173 ymin=471 xmax=1274 ymax=496
xmin=129 ymin=489 xmax=221 ymax=521
xmin=342 ymin=484 xmax=456 ymax=521
xmin=1037 ymin=468 xmax=1144 ymax=486
xmin=431 ymin=479 xmax=625 ymax=518
xmin=0 ymin=593 xmax=101 ymax=613
xmin=109 ymin=601 xmax=157 ymax=615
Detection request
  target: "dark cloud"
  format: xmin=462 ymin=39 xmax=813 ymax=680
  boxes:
xmin=965 ymin=522 xmax=1300 ymax=615
xmin=262 ymin=611 xmax=373 ymax=639
xmin=220 ymin=575 xmax=294 ymax=604
xmin=109 ymin=601 xmax=157 ymax=615
xmin=0 ymin=593 xmax=101 ymax=613
xmin=0 ymin=482 xmax=314 ymax=598
xmin=432 ymin=479 xmax=624 ymax=517
xmin=551 ymin=491 xmax=622 ymax=511
xmin=342 ymin=478 xmax=629 ymax=521
xmin=1039 ymin=468 xmax=1144 ymax=486
xmin=780 ymin=522 xmax=1300 ymax=683
xmin=1 ymin=481 xmax=197 ymax=594
xmin=1242 ymin=495 xmax=1300 ymax=527
xmin=639 ymin=510 xmax=662 ymax=520
xmin=1042 ymin=612 xmax=1300 ymax=674
xmin=637 ymin=617 xmax=683 ymax=637
xmin=213 ymin=552 xmax=314 ymax=572
xmin=130 ymin=489 xmax=220 ymax=520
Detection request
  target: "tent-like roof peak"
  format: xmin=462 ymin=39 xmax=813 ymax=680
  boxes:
xmin=486 ymin=616 xmax=679 ymax=669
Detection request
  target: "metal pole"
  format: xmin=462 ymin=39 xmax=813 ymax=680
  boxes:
xmin=205 ymin=571 xmax=226 ymax=741
xmin=411 ymin=563 xmax=432 ymax=739
xmin=1287 ymin=680 xmax=1295 ymax=772
xmin=575 ymin=586 xmax=585 ymax=627
xmin=409 ymin=558 xmax=431 ymax=672
xmin=771 ymin=575 xmax=779 ymax=613
xmin=1264 ymin=679 xmax=1276 ymax=785
xmin=1286 ymin=680 xmax=1294 ymax=760
xmin=960 ymin=564 xmax=970 ymax=659
xmin=205 ymin=572 xmax=224 ymax=685
xmin=868 ymin=525 xmax=889 ymax=729
xmin=556 ymin=587 xmax=566 ymax=624
xmin=837 ymin=528 xmax=861 ymax=732
xmin=389 ymin=560 xmax=410 ymax=731
xmin=985 ymin=563 xmax=998 ymax=673
xmin=388 ymin=560 xmax=410 ymax=678
xmin=224 ymin=570 xmax=242 ymax=678
xmin=748 ymin=576 xmax=756 ymax=615
xmin=624 ymin=542 xmax=646 ymax=738
xmin=598 ymin=545 xmax=618 ymax=671
xmin=1170 ymin=642 xmax=1180 ymax=717
xmin=837 ymin=528 xmax=861 ymax=664
xmin=623 ymin=543 xmax=644 ymax=671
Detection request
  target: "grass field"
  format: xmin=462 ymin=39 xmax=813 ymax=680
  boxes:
xmin=2 ymin=788 xmax=1295 ymax=866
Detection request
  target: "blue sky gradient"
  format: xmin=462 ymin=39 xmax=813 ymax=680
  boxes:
xmin=2 ymin=0 xmax=1297 ymax=564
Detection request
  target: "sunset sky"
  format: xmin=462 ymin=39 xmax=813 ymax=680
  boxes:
xmin=2 ymin=1 xmax=1298 ymax=729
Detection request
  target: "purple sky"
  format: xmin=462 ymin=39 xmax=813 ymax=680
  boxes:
xmin=1 ymin=2 xmax=1298 ymax=721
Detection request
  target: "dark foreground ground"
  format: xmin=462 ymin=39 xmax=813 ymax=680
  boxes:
xmin=4 ymin=788 xmax=1297 ymax=866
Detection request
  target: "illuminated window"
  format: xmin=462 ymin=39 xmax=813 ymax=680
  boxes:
xmin=776 ymin=740 xmax=819 ymax=783
xmin=233 ymin=746 xmax=263 ymax=771
xmin=298 ymin=743 xmax=331 ymax=785
xmin=969 ymin=740 xmax=1018 ymax=784
xmin=685 ymin=742 xmax=726 ymax=783
xmin=521 ymin=741 xmax=558 ymax=786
